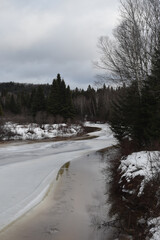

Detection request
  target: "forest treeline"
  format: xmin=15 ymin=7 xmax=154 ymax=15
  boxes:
xmin=0 ymin=73 xmax=125 ymax=124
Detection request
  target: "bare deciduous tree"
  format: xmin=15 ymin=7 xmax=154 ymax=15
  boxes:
xmin=96 ymin=0 xmax=160 ymax=96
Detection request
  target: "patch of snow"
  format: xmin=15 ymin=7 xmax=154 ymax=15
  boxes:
xmin=148 ymin=217 xmax=160 ymax=240
xmin=84 ymin=121 xmax=115 ymax=140
xmin=119 ymin=151 xmax=160 ymax=196
xmin=1 ymin=122 xmax=82 ymax=140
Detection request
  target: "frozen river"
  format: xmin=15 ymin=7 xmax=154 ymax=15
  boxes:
xmin=0 ymin=123 xmax=116 ymax=235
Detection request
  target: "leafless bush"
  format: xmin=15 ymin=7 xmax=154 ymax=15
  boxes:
xmin=0 ymin=121 xmax=18 ymax=140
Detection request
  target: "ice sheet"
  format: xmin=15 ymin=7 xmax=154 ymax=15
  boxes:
xmin=0 ymin=123 xmax=116 ymax=231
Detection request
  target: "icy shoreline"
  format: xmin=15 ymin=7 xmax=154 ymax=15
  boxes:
xmin=0 ymin=152 xmax=114 ymax=240
xmin=0 ymin=123 xmax=117 ymax=231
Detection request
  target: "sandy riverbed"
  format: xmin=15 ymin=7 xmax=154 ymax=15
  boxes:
xmin=0 ymin=152 xmax=114 ymax=240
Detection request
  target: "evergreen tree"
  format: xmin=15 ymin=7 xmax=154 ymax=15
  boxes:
xmin=29 ymin=89 xmax=36 ymax=111
xmin=32 ymin=86 xmax=46 ymax=116
xmin=47 ymin=74 xmax=75 ymax=119
xmin=8 ymin=94 xmax=21 ymax=114
xmin=140 ymin=38 xmax=160 ymax=145
xmin=111 ymin=36 xmax=160 ymax=147
xmin=110 ymin=92 xmax=128 ymax=142
xmin=63 ymin=86 xmax=75 ymax=119
xmin=47 ymin=76 xmax=60 ymax=115
xmin=110 ymin=82 xmax=143 ymax=145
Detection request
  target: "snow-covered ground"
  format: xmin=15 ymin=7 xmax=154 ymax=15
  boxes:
xmin=0 ymin=122 xmax=116 ymax=231
xmin=120 ymin=151 xmax=160 ymax=196
xmin=148 ymin=217 xmax=160 ymax=240
xmin=1 ymin=122 xmax=83 ymax=140
xmin=119 ymin=151 xmax=160 ymax=239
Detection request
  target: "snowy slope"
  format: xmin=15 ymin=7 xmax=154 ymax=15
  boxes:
xmin=0 ymin=123 xmax=116 ymax=231
xmin=119 ymin=151 xmax=160 ymax=196
xmin=2 ymin=122 xmax=82 ymax=140
xmin=119 ymin=151 xmax=160 ymax=239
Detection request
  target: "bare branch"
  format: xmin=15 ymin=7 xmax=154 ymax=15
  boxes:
xmin=96 ymin=0 xmax=160 ymax=96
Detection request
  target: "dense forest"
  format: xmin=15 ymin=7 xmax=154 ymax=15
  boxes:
xmin=0 ymin=73 xmax=125 ymax=124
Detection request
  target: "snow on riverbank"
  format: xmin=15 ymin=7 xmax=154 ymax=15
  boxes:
xmin=1 ymin=122 xmax=83 ymax=140
xmin=119 ymin=151 xmax=160 ymax=239
xmin=120 ymin=151 xmax=160 ymax=196
xmin=0 ymin=122 xmax=116 ymax=231
xmin=148 ymin=217 xmax=160 ymax=240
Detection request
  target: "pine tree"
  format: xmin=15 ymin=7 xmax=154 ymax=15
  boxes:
xmin=110 ymin=87 xmax=129 ymax=141
xmin=111 ymin=35 xmax=160 ymax=147
xmin=141 ymin=37 xmax=160 ymax=145
xmin=32 ymin=86 xmax=46 ymax=117
xmin=110 ymin=82 xmax=143 ymax=144
xmin=63 ymin=86 xmax=75 ymax=119
xmin=9 ymin=94 xmax=21 ymax=114
xmin=47 ymin=74 xmax=75 ymax=119
xmin=47 ymin=77 xmax=60 ymax=115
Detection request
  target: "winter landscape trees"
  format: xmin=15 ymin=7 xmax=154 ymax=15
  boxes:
xmin=1 ymin=0 xmax=160 ymax=238
xmin=0 ymin=74 xmax=123 ymax=125
xmin=96 ymin=0 xmax=160 ymax=148
xmin=96 ymin=0 xmax=160 ymax=239
xmin=97 ymin=0 xmax=160 ymax=93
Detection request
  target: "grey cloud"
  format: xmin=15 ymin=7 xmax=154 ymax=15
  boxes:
xmin=0 ymin=0 xmax=119 ymax=88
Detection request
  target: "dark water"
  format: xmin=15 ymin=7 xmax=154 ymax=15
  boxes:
xmin=0 ymin=153 xmax=114 ymax=240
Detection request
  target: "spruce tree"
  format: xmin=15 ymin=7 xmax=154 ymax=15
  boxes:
xmin=32 ymin=86 xmax=46 ymax=117
xmin=110 ymin=82 xmax=143 ymax=145
xmin=47 ymin=74 xmax=75 ymax=119
xmin=64 ymin=86 xmax=75 ymax=119
xmin=9 ymin=94 xmax=21 ymax=114
xmin=110 ymin=86 xmax=129 ymax=142
xmin=47 ymin=76 xmax=60 ymax=115
xmin=141 ymin=37 xmax=160 ymax=145
xmin=111 ymin=35 xmax=160 ymax=147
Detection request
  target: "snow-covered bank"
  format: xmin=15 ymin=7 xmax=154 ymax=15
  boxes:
xmin=148 ymin=217 xmax=160 ymax=240
xmin=0 ymin=122 xmax=117 ymax=231
xmin=119 ymin=151 xmax=160 ymax=239
xmin=120 ymin=151 xmax=160 ymax=196
xmin=1 ymin=122 xmax=83 ymax=140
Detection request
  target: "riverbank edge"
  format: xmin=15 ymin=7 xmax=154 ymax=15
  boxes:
xmin=0 ymin=125 xmax=101 ymax=146
xmin=105 ymin=144 xmax=160 ymax=240
xmin=0 ymin=125 xmax=102 ymax=233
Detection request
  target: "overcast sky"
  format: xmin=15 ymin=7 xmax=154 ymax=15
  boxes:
xmin=0 ymin=0 xmax=119 ymax=89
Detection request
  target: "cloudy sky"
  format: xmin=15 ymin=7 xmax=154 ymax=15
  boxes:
xmin=0 ymin=0 xmax=119 ymax=89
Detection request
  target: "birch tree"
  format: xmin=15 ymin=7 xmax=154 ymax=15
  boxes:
xmin=96 ymin=0 xmax=160 ymax=96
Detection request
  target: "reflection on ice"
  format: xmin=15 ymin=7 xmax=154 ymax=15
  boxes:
xmin=0 ymin=152 xmax=114 ymax=240
xmin=56 ymin=161 xmax=70 ymax=180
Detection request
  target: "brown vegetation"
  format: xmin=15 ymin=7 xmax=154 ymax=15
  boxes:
xmin=107 ymin=141 xmax=160 ymax=239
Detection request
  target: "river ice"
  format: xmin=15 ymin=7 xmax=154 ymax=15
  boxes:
xmin=0 ymin=123 xmax=116 ymax=231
